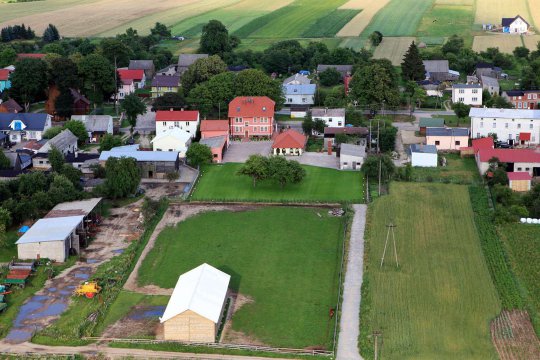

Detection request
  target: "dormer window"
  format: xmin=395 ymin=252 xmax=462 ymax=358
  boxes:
xmin=237 ymin=107 xmax=240 ymax=112
xmin=262 ymin=107 xmax=266 ymax=111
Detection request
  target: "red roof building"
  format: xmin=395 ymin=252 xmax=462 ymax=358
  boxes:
xmin=272 ymin=129 xmax=307 ymax=156
xmin=228 ymin=96 xmax=275 ymax=139
xmin=508 ymin=172 xmax=532 ymax=191
xmin=118 ymin=69 xmax=145 ymax=85
xmin=475 ymin=148 xmax=540 ymax=176
xmin=16 ymin=53 xmax=46 ymax=60
xmin=200 ymin=120 xmax=229 ymax=147
xmin=0 ymin=69 xmax=10 ymax=81
xmin=472 ymin=137 xmax=494 ymax=152
xmin=155 ymin=109 xmax=200 ymax=137
xmin=508 ymin=172 xmax=532 ymax=181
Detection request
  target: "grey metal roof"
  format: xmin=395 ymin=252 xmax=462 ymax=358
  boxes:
xmin=312 ymin=107 xmax=345 ymax=117
xmin=129 ymin=60 xmax=154 ymax=70
xmin=340 ymin=143 xmax=365 ymax=157
xmin=47 ymin=198 xmax=102 ymax=217
xmin=409 ymin=144 xmax=437 ymax=154
xmin=453 ymin=83 xmax=482 ymax=89
xmin=283 ymin=84 xmax=316 ymax=95
xmin=199 ymin=136 xmax=226 ymax=149
xmin=423 ymin=60 xmax=449 ymax=73
xmin=283 ymin=74 xmax=311 ymax=85
xmin=16 ymin=216 xmax=84 ymax=244
xmin=419 ymin=118 xmax=445 ymax=127
xmin=178 ymin=54 xmax=208 ymax=68
xmin=469 ymin=107 xmax=540 ymax=119
xmin=152 ymin=75 xmax=181 ymax=87
xmin=480 ymin=75 xmax=499 ymax=87
xmin=99 ymin=150 xmax=178 ymax=162
xmin=317 ymin=65 xmax=353 ymax=74
xmin=426 ymin=127 xmax=469 ymax=137
xmin=39 ymin=129 xmax=77 ymax=153
xmin=71 ymin=115 xmax=112 ymax=132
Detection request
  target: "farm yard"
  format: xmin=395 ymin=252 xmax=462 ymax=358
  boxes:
xmin=360 ymin=183 xmax=501 ymax=359
xmin=373 ymin=37 xmax=416 ymax=66
xmin=137 ymin=206 xmax=345 ymax=348
xmin=191 ymin=164 xmax=364 ymax=203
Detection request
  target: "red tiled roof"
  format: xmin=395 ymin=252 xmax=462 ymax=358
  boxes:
xmin=156 ymin=110 xmax=199 ymax=122
xmin=472 ymin=137 xmax=494 ymax=152
xmin=118 ymin=69 xmax=144 ymax=82
xmin=508 ymin=172 xmax=532 ymax=181
xmin=519 ymin=132 xmax=531 ymax=141
xmin=477 ymin=148 xmax=540 ymax=163
xmin=200 ymin=120 xmax=229 ymax=132
xmin=228 ymin=96 xmax=275 ymax=118
xmin=272 ymin=129 xmax=307 ymax=149
xmin=17 ymin=53 xmax=46 ymax=59
xmin=0 ymin=69 xmax=10 ymax=81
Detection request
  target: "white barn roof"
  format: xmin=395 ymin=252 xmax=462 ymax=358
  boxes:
xmin=16 ymin=216 xmax=84 ymax=244
xmin=160 ymin=263 xmax=230 ymax=324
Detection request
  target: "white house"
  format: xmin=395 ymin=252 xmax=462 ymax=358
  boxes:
xmin=152 ymin=127 xmax=192 ymax=157
xmin=312 ymin=108 xmax=345 ymax=127
xmin=283 ymin=73 xmax=311 ymax=86
xmin=160 ymin=263 xmax=230 ymax=342
xmin=16 ymin=216 xmax=84 ymax=262
xmin=409 ymin=144 xmax=438 ymax=167
xmin=155 ymin=109 xmax=200 ymax=138
xmin=340 ymin=143 xmax=365 ymax=170
xmin=502 ymin=15 xmax=529 ymax=34
xmin=469 ymin=108 xmax=540 ymax=145
xmin=452 ymin=84 xmax=482 ymax=106
xmin=283 ymin=84 xmax=316 ymax=106
xmin=0 ymin=113 xmax=51 ymax=143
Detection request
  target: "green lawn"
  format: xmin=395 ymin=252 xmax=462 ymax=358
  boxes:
xmin=498 ymin=224 xmax=540 ymax=335
xmin=360 ymin=0 xmax=435 ymax=37
xmin=138 ymin=207 xmax=345 ymax=349
xmin=411 ymin=153 xmax=480 ymax=184
xmin=439 ymin=114 xmax=471 ymax=127
xmin=416 ymin=4 xmax=475 ymax=45
xmin=234 ymin=0 xmax=349 ymax=38
xmin=191 ymin=163 xmax=364 ymax=203
xmin=0 ymin=230 xmax=20 ymax=262
xmin=360 ymin=183 xmax=500 ymax=359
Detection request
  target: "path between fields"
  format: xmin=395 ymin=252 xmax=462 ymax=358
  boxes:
xmin=0 ymin=342 xmax=293 ymax=360
xmin=336 ymin=204 xmax=367 ymax=360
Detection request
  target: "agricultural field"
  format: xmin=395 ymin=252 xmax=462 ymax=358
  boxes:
xmin=360 ymin=183 xmax=501 ymax=359
xmin=523 ymin=35 xmax=540 ymax=50
xmin=529 ymin=0 xmax=540 ymax=29
xmin=336 ymin=0 xmax=390 ymax=37
xmin=191 ymin=164 xmax=364 ymax=203
xmin=417 ymin=4 xmax=475 ymax=42
xmin=472 ymin=35 xmax=523 ymax=54
xmin=359 ymin=0 xmax=434 ymax=37
xmin=138 ymin=207 xmax=345 ymax=348
xmin=474 ymin=0 xmax=531 ymax=25
xmin=372 ymin=37 xmax=416 ymax=66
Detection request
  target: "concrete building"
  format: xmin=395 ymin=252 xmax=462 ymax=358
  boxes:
xmin=502 ymin=15 xmax=529 ymax=34
xmin=426 ymin=127 xmax=469 ymax=151
xmin=452 ymin=84 xmax=482 ymax=106
xmin=409 ymin=144 xmax=438 ymax=167
xmin=271 ymin=129 xmax=307 ymax=156
xmin=312 ymin=108 xmax=345 ymax=128
xmin=480 ymin=75 xmax=500 ymax=96
xmin=160 ymin=263 xmax=230 ymax=342
xmin=16 ymin=216 xmax=84 ymax=262
xmin=199 ymin=136 xmax=227 ymax=163
xmin=339 ymin=143 xmax=365 ymax=170
xmin=151 ymin=127 xmax=192 ymax=157
xmin=469 ymin=108 xmax=540 ymax=145
xmin=156 ymin=109 xmax=200 ymax=138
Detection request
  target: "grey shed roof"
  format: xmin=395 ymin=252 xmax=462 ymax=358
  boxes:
xmin=178 ymin=54 xmax=208 ymax=68
xmin=419 ymin=118 xmax=445 ymax=127
xmin=426 ymin=127 xmax=469 ymax=137
xmin=317 ymin=65 xmax=353 ymax=74
xmin=152 ymin=75 xmax=181 ymax=87
xmin=129 ymin=60 xmax=154 ymax=70
xmin=16 ymin=216 xmax=84 ymax=244
xmin=283 ymin=74 xmax=311 ymax=85
xmin=480 ymin=75 xmax=499 ymax=87
xmin=46 ymin=198 xmax=102 ymax=218
xmin=39 ymin=129 xmax=77 ymax=153
xmin=423 ymin=60 xmax=449 ymax=73
xmin=199 ymin=136 xmax=226 ymax=149
xmin=409 ymin=144 xmax=437 ymax=154
xmin=312 ymin=107 xmax=345 ymax=117
xmin=340 ymin=143 xmax=365 ymax=157
xmin=453 ymin=83 xmax=482 ymax=89
xmin=71 ymin=115 xmax=112 ymax=132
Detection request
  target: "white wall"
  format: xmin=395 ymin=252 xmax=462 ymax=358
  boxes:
xmin=452 ymin=87 xmax=482 ymax=106
xmin=313 ymin=115 xmax=345 ymax=127
xmin=411 ymin=152 xmax=437 ymax=167
xmin=284 ymin=94 xmax=314 ymax=106
xmin=153 ymin=136 xmax=191 ymax=157
xmin=510 ymin=18 xmax=528 ymax=33
xmin=340 ymin=154 xmax=363 ymax=170
xmin=471 ymin=116 xmax=540 ymax=144
xmin=156 ymin=121 xmax=199 ymax=138
xmin=18 ymin=239 xmax=68 ymax=262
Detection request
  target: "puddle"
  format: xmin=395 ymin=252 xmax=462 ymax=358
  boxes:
xmin=48 ymin=287 xmax=57 ymax=292
xmin=14 ymin=301 xmax=44 ymax=326
xmin=59 ymin=290 xmax=71 ymax=296
xmin=129 ymin=306 xmax=166 ymax=320
xmin=31 ymin=295 xmax=48 ymax=302
xmin=74 ymin=273 xmax=90 ymax=280
xmin=86 ymin=259 xmax=100 ymax=264
xmin=28 ymin=302 xmax=68 ymax=319
xmin=4 ymin=329 xmax=32 ymax=342
xmin=112 ymin=249 xmax=124 ymax=254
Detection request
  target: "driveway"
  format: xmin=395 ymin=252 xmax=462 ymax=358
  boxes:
xmin=297 ymin=152 xmax=339 ymax=169
xmin=223 ymin=141 xmax=272 ymax=163
xmin=135 ymin=106 xmax=156 ymax=132
xmin=337 ymin=204 xmax=367 ymax=360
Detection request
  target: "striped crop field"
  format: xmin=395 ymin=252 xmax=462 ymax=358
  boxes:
xmin=472 ymin=35 xmax=524 ymax=54
xmin=528 ymin=0 xmax=540 ymax=28
xmin=474 ymin=0 xmax=531 ymax=25
xmin=336 ymin=0 xmax=390 ymax=37
xmin=523 ymin=35 xmax=540 ymax=50
xmin=359 ymin=0 xmax=435 ymax=37
xmin=373 ymin=37 xmax=415 ymax=66
xmin=360 ymin=183 xmax=501 ymax=359
xmin=417 ymin=4 xmax=475 ymax=40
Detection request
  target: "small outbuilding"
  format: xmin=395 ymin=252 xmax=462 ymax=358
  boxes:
xmin=418 ymin=118 xmax=445 ymax=136
xmin=16 ymin=216 xmax=84 ymax=262
xmin=160 ymin=263 xmax=230 ymax=342
xmin=409 ymin=144 xmax=438 ymax=167
xmin=272 ymin=129 xmax=307 ymax=156
xmin=508 ymin=172 xmax=532 ymax=192
xmin=339 ymin=143 xmax=365 ymax=170
xmin=199 ymin=136 xmax=227 ymax=163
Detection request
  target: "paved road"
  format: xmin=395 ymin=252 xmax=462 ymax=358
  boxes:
xmin=337 ymin=204 xmax=367 ymax=360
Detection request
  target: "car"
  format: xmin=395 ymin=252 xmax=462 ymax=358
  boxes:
xmin=495 ymin=141 xmax=511 ymax=149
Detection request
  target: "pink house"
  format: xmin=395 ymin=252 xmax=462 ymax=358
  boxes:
xmin=117 ymin=69 xmax=146 ymax=100
xmin=200 ymin=119 xmax=230 ymax=163
xmin=426 ymin=127 xmax=469 ymax=151
xmin=228 ymin=96 xmax=275 ymax=139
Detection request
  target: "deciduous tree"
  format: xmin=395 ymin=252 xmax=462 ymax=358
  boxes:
xmin=48 ymin=147 xmax=65 ymax=173
xmin=452 ymin=102 xmax=471 ymax=127
xmin=63 ymin=120 xmax=87 ymax=143
xmin=78 ymin=54 xmax=116 ymax=108
xmin=319 ymin=67 xmax=342 ymax=87
xmin=99 ymin=134 xmax=123 ymax=152
xmin=349 ymin=62 xmax=400 ymax=110
xmin=199 ymin=20 xmax=231 ymax=56
xmin=10 ymin=58 xmax=48 ymax=111
xmin=237 ymin=154 xmax=269 ymax=187
xmin=104 ymin=156 xmax=141 ymax=199
xmin=121 ymin=94 xmax=146 ymax=132
xmin=181 ymin=55 xmax=227 ymax=93
xmin=186 ymin=143 xmax=213 ymax=167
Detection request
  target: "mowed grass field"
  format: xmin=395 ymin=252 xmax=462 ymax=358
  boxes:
xmin=191 ymin=163 xmax=364 ymax=203
xmin=373 ymin=37 xmax=415 ymax=66
xmin=417 ymin=4 xmax=475 ymax=42
xmin=361 ymin=183 xmax=500 ymax=359
xmin=473 ymin=35 xmax=524 ymax=54
xmin=498 ymin=224 xmax=540 ymax=333
xmin=138 ymin=207 xmax=344 ymax=348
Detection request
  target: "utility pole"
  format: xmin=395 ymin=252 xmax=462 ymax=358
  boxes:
xmin=377 ymin=119 xmax=380 ymax=154
xmin=380 ymin=222 xmax=398 ymax=268
xmin=114 ymin=56 xmax=118 ymax=117
xmin=378 ymin=156 xmax=382 ymax=196
xmin=369 ymin=119 xmax=372 ymax=152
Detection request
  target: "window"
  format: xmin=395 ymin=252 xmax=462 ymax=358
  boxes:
xmin=235 ymin=117 xmax=242 ymax=123
xmin=480 ymin=122 xmax=484 ymax=128
xmin=526 ymin=167 xmax=530 ymax=171
xmin=472 ymin=89 xmax=478 ymax=94
xmin=254 ymin=127 xmax=258 ymax=132
xmin=39 ymin=160 xmax=43 ymax=164
xmin=530 ymin=124 xmax=533 ymax=129
xmin=477 ymin=132 xmax=480 ymax=137
xmin=493 ymin=123 xmax=496 ymax=128
xmin=302 ymin=98 xmax=307 ymax=103
xmin=338 ymin=122 xmax=342 ymax=126
xmin=288 ymin=98 xmax=292 ymax=102
xmin=459 ymin=89 xmax=464 ymax=94
xmin=519 ymin=96 xmax=522 ymax=100
xmin=517 ymin=167 xmax=522 ymax=171
xmin=459 ymin=97 xmax=465 ymax=102
xmin=505 ymin=123 xmax=508 ymax=128
xmin=244 ymin=122 xmax=249 ymax=126
xmin=435 ymin=141 xmax=440 ymax=145
xmin=528 ymin=94 xmax=532 ymax=99
xmin=517 ymin=123 xmax=521 ymax=129
xmin=168 ymin=87 xmax=172 ymax=91
xmin=253 ymin=118 xmax=257 ymax=123
xmin=518 ymin=102 xmax=522 ymax=108
xmin=472 ymin=97 xmax=478 ymax=102
xmin=328 ymin=118 xmax=333 ymax=122
xmin=162 ymin=122 xmax=166 ymax=126
xmin=513 ymin=96 xmax=517 ymax=100
xmin=156 ymin=148 xmax=162 ymax=151
xmin=186 ymin=122 xmax=190 ymax=127
xmin=534 ymin=94 xmax=538 ymax=99
xmin=174 ymin=121 xmax=179 ymax=127
xmin=455 ymin=141 xmax=460 ymax=145
xmin=235 ymin=126 xmax=240 ymax=132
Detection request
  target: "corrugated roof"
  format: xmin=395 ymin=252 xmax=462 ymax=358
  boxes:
xmin=426 ymin=127 xmax=469 ymax=137
xmin=199 ymin=136 xmax=226 ymax=149
xmin=419 ymin=118 xmax=445 ymax=127
xmin=99 ymin=150 xmax=178 ymax=162
xmin=283 ymin=84 xmax=316 ymax=95
xmin=477 ymin=148 xmax=540 ymax=163
xmin=340 ymin=143 xmax=365 ymax=157
xmin=160 ymin=263 xmax=230 ymax=323
xmin=423 ymin=60 xmax=449 ymax=73
xmin=151 ymin=128 xmax=191 ymax=143
xmin=111 ymin=144 xmax=140 ymax=152
xmin=178 ymin=54 xmax=208 ymax=68
xmin=39 ymin=129 xmax=77 ymax=153
xmin=480 ymin=75 xmax=499 ymax=87
xmin=469 ymin=107 xmax=540 ymax=119
xmin=410 ymin=144 xmax=437 ymax=154
xmin=71 ymin=115 xmax=112 ymax=132
xmin=0 ymin=69 xmax=10 ymax=81
xmin=129 ymin=60 xmax=154 ymax=70
xmin=472 ymin=137 xmax=494 ymax=152
xmin=283 ymin=74 xmax=311 ymax=85
xmin=46 ymin=198 xmax=102 ymax=218
xmin=16 ymin=216 xmax=84 ymax=244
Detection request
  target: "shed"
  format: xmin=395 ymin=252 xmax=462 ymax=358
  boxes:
xmin=419 ymin=118 xmax=445 ymax=135
xmin=508 ymin=172 xmax=532 ymax=192
xmin=409 ymin=144 xmax=438 ymax=167
xmin=16 ymin=216 xmax=84 ymax=262
xmin=199 ymin=136 xmax=227 ymax=163
xmin=339 ymin=144 xmax=365 ymax=170
xmin=160 ymin=264 xmax=230 ymax=342
xmin=272 ymin=129 xmax=307 ymax=156
xmin=38 ymin=129 xmax=78 ymax=155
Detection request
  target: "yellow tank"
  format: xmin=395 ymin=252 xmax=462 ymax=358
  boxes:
xmin=73 ymin=281 xmax=102 ymax=299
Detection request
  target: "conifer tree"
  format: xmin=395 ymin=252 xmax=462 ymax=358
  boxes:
xmin=401 ymin=41 xmax=425 ymax=81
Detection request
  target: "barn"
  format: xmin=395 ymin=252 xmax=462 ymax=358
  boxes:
xmin=16 ymin=216 xmax=84 ymax=262
xmin=160 ymin=264 xmax=230 ymax=342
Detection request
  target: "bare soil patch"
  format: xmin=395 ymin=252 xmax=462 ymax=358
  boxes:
xmin=491 ymin=310 xmax=540 ymax=360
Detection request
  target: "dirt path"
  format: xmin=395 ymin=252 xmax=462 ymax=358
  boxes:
xmin=124 ymin=204 xmax=256 ymax=295
xmin=3 ymin=200 xmax=144 ymax=344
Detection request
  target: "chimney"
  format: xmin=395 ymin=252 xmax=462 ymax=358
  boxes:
xmin=327 ymin=140 xmax=332 ymax=155
xmin=325 ymin=107 xmax=328 ymax=114
xmin=169 ymin=108 xmax=173 ymax=111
